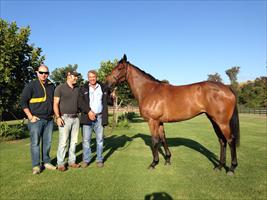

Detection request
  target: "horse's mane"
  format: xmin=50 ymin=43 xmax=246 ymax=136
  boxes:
xmin=118 ymin=58 xmax=163 ymax=83
xmin=129 ymin=64 xmax=163 ymax=83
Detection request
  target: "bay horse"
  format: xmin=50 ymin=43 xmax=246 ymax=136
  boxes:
xmin=106 ymin=55 xmax=240 ymax=175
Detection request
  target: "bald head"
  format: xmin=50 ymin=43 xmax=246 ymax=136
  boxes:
xmin=38 ymin=64 xmax=49 ymax=72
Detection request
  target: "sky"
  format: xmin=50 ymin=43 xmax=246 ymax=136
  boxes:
xmin=1 ymin=0 xmax=266 ymax=85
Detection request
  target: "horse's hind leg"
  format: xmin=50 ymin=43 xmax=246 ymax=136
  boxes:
xmin=207 ymin=116 xmax=227 ymax=170
xmin=159 ymin=123 xmax=171 ymax=165
xmin=228 ymin=139 xmax=238 ymax=175
xmin=217 ymin=122 xmax=238 ymax=175
xmin=148 ymin=119 xmax=160 ymax=169
xmin=217 ymin=139 xmax=227 ymax=170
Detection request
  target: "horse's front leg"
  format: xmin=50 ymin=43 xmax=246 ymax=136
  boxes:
xmin=149 ymin=135 xmax=160 ymax=169
xmin=159 ymin=123 xmax=171 ymax=165
xmin=148 ymin=119 xmax=160 ymax=169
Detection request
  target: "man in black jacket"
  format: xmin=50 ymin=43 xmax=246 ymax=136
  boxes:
xmin=78 ymin=70 xmax=114 ymax=168
xmin=21 ymin=64 xmax=56 ymax=174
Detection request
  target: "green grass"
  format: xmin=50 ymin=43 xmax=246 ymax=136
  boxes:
xmin=0 ymin=114 xmax=266 ymax=200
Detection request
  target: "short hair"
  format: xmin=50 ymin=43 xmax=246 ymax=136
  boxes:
xmin=87 ymin=70 xmax=97 ymax=76
xmin=66 ymin=70 xmax=80 ymax=77
xmin=38 ymin=64 xmax=48 ymax=71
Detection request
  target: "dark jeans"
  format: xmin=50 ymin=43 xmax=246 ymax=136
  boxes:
xmin=28 ymin=118 xmax=54 ymax=167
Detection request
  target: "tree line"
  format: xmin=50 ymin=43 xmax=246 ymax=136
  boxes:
xmin=208 ymin=67 xmax=266 ymax=109
xmin=0 ymin=19 xmax=266 ymax=120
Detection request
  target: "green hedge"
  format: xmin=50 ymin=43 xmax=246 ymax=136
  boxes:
xmin=0 ymin=122 xmax=28 ymax=140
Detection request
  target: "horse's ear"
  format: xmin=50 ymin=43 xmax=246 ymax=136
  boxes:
xmin=123 ymin=54 xmax=127 ymax=62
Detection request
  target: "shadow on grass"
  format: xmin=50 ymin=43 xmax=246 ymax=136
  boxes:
xmin=74 ymin=134 xmax=133 ymax=164
xmin=50 ymin=136 xmax=86 ymax=166
xmin=145 ymin=192 xmax=173 ymax=200
xmin=77 ymin=132 xmax=218 ymax=168
xmin=132 ymin=133 xmax=220 ymax=168
xmin=50 ymin=130 xmax=219 ymax=168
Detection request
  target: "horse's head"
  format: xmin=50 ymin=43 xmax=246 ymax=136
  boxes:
xmin=106 ymin=54 xmax=129 ymax=88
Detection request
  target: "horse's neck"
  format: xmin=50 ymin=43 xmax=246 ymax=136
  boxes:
xmin=127 ymin=65 xmax=158 ymax=103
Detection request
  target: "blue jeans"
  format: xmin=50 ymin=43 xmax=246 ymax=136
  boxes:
xmin=57 ymin=116 xmax=80 ymax=166
xmin=28 ymin=118 xmax=54 ymax=167
xmin=82 ymin=115 xmax=104 ymax=163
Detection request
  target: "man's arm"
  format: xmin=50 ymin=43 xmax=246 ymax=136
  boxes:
xmin=22 ymin=108 xmax=39 ymax=122
xmin=21 ymin=83 xmax=39 ymax=122
xmin=53 ymin=96 xmax=64 ymax=126
xmin=78 ymin=87 xmax=96 ymax=121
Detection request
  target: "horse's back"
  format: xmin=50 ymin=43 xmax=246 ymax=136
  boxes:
xmin=140 ymin=81 xmax=236 ymax=122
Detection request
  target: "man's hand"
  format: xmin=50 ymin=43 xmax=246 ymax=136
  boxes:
xmin=88 ymin=111 xmax=96 ymax=121
xmin=56 ymin=117 xmax=65 ymax=127
xmin=29 ymin=115 xmax=40 ymax=123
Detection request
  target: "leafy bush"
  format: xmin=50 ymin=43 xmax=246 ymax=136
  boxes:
xmin=117 ymin=113 xmax=130 ymax=128
xmin=0 ymin=122 xmax=28 ymax=140
xmin=108 ymin=112 xmax=139 ymax=128
xmin=124 ymin=112 xmax=137 ymax=121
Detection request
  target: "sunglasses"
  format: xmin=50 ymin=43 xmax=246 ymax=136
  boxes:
xmin=38 ymin=71 xmax=49 ymax=75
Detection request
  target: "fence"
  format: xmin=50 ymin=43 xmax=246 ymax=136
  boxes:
xmin=108 ymin=106 xmax=140 ymax=113
xmin=109 ymin=106 xmax=267 ymax=115
xmin=238 ymin=107 xmax=267 ymax=115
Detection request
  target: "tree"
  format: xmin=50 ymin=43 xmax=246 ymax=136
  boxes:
xmin=0 ymin=19 xmax=44 ymax=120
xmin=225 ymin=66 xmax=240 ymax=92
xmin=238 ymin=76 xmax=267 ymax=108
xmin=50 ymin=64 xmax=84 ymax=86
xmin=97 ymin=60 xmax=116 ymax=82
xmin=207 ymin=73 xmax=223 ymax=82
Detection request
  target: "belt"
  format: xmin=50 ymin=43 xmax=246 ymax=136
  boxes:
xmin=62 ymin=114 xmax=78 ymax=118
xmin=95 ymin=113 xmax=102 ymax=117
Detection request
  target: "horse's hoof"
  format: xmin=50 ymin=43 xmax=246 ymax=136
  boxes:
xmin=164 ymin=161 xmax=171 ymax=165
xmin=213 ymin=166 xmax=222 ymax=172
xmin=148 ymin=165 xmax=155 ymax=170
xmin=227 ymin=170 xmax=234 ymax=176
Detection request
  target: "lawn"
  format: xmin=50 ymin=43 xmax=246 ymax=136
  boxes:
xmin=0 ymin=114 xmax=266 ymax=200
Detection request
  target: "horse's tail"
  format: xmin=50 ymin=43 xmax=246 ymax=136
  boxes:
xmin=230 ymin=104 xmax=240 ymax=147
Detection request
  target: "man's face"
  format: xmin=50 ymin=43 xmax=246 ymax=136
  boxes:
xmin=68 ymin=74 xmax=78 ymax=84
xmin=88 ymin=72 xmax=97 ymax=85
xmin=37 ymin=66 xmax=49 ymax=82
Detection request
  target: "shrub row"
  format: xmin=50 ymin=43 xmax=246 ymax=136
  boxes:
xmin=0 ymin=122 xmax=28 ymax=141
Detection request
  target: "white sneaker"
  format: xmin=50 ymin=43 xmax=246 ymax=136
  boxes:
xmin=44 ymin=163 xmax=57 ymax=170
xmin=32 ymin=166 xmax=40 ymax=175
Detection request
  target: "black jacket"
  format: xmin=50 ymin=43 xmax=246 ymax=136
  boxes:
xmin=78 ymin=81 xmax=113 ymax=126
xmin=20 ymin=79 xmax=55 ymax=119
